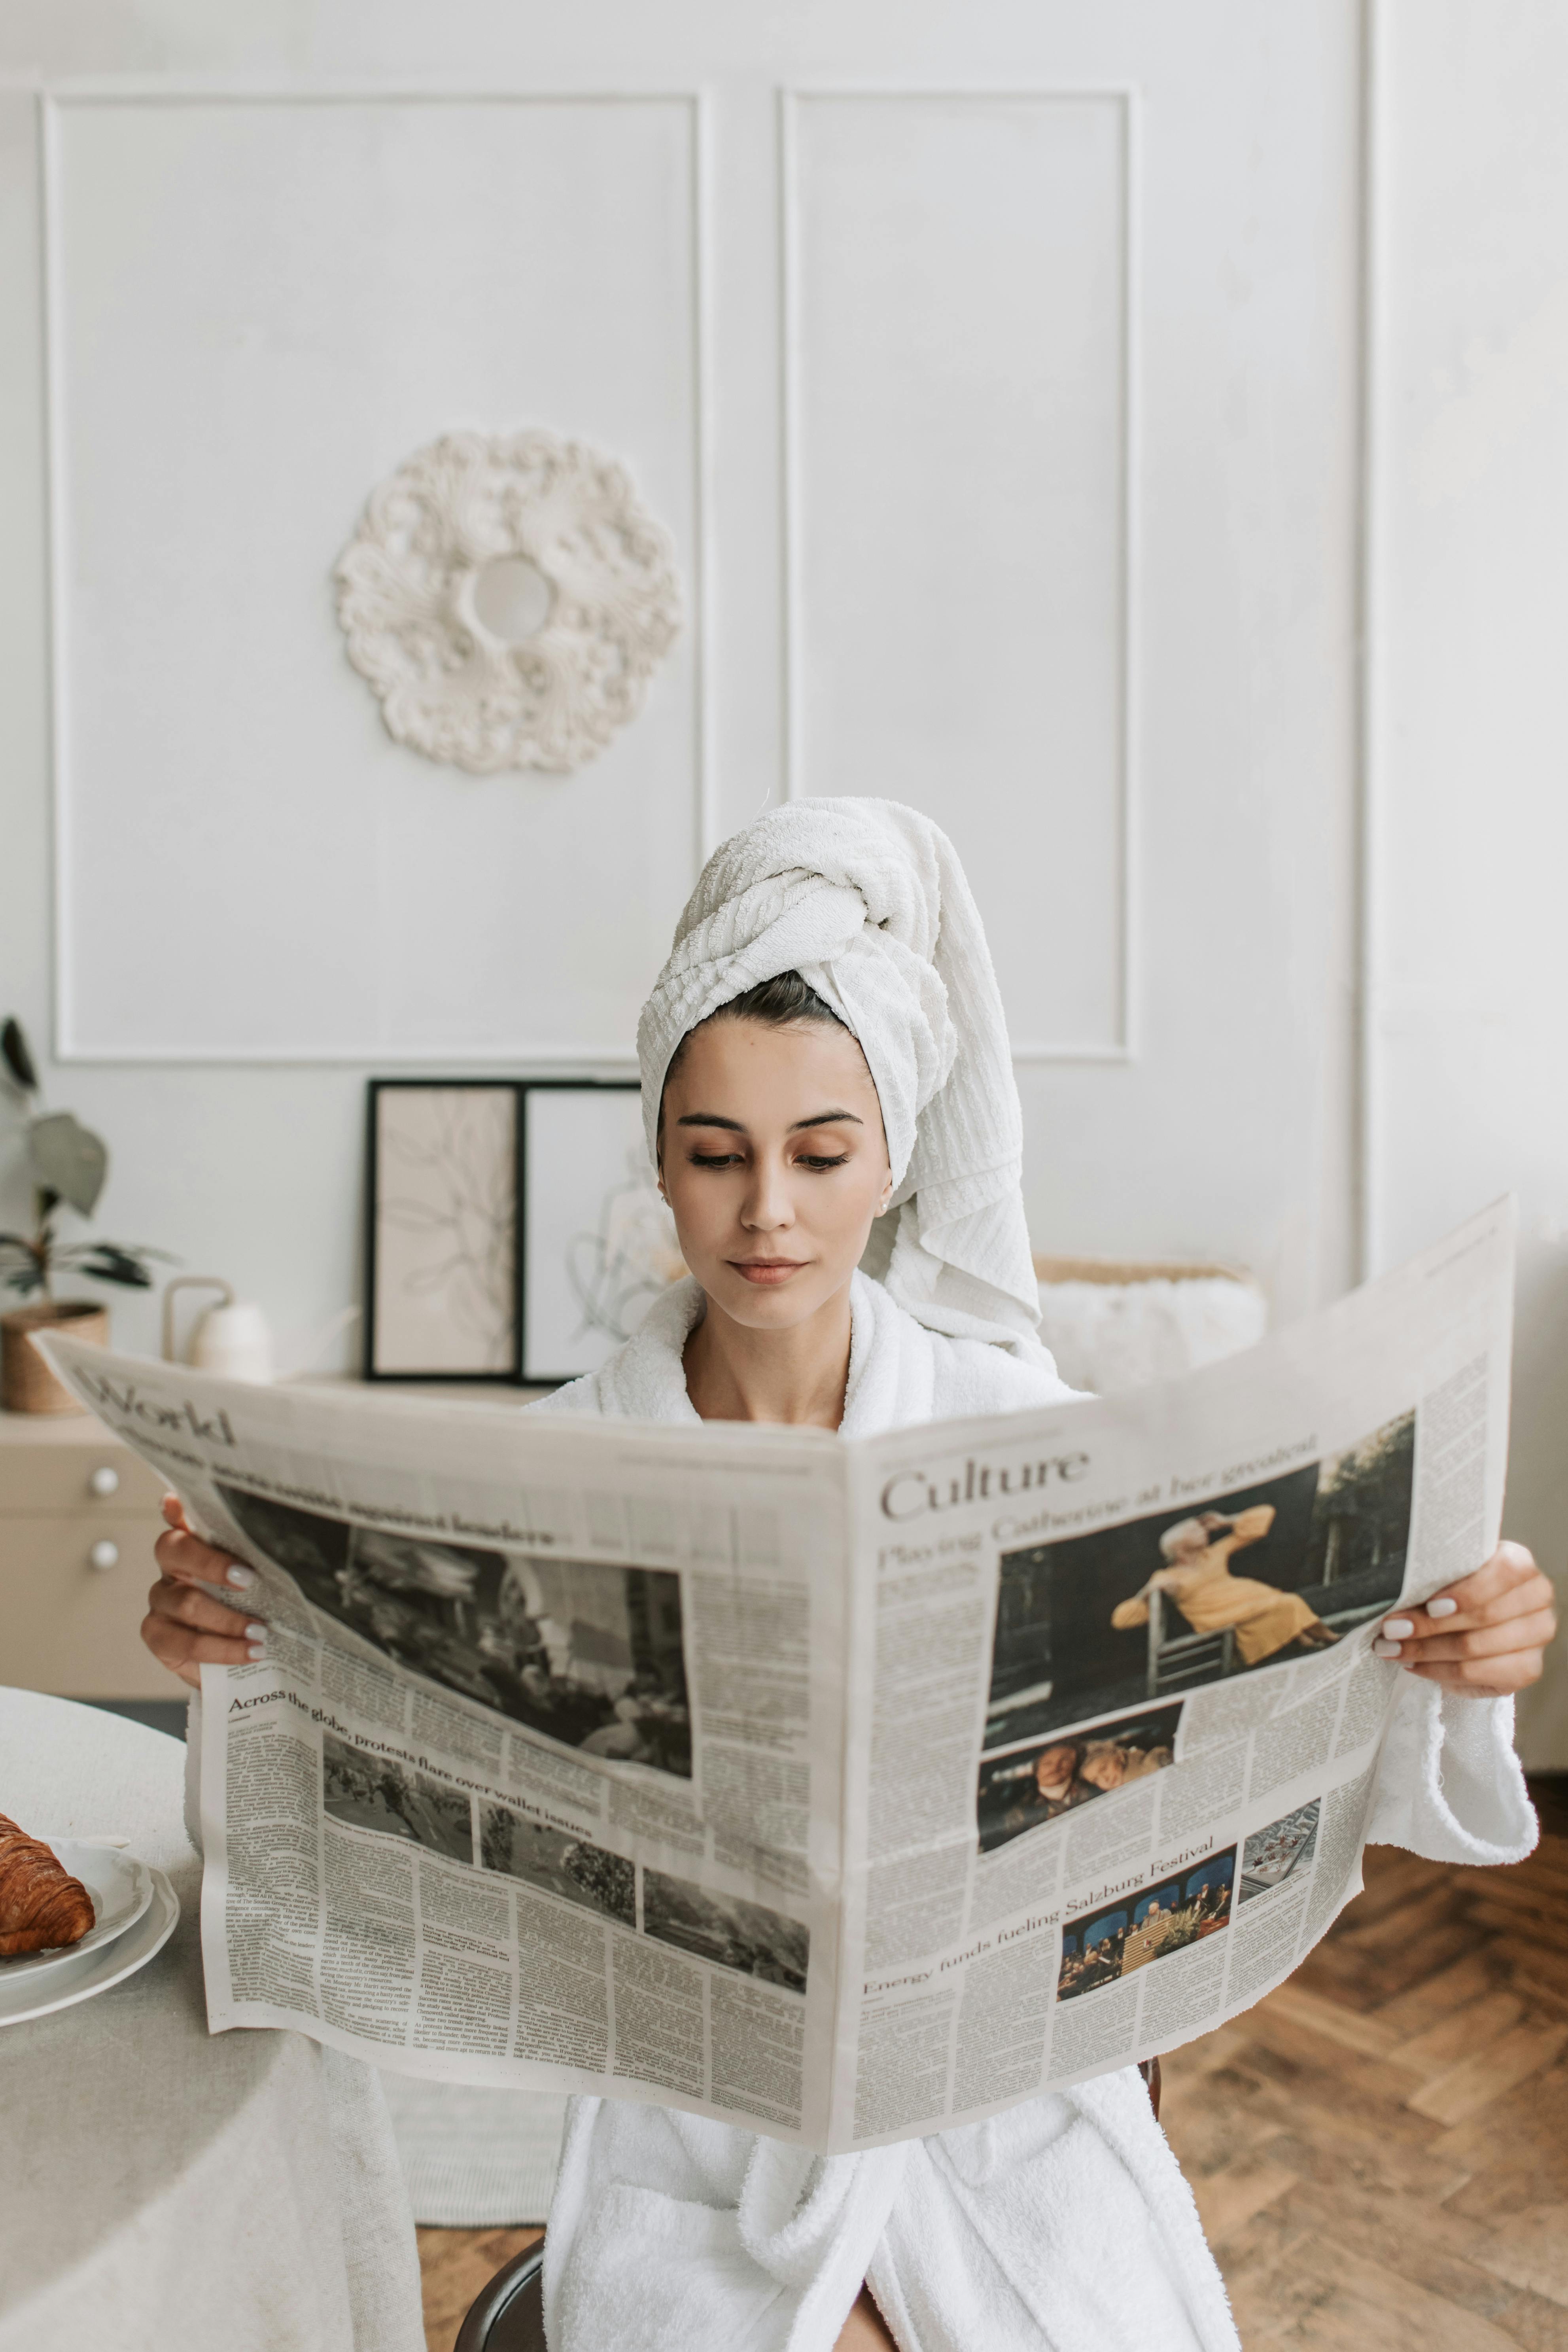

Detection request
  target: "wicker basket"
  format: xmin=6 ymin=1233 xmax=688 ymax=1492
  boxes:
xmin=0 ymin=1300 xmax=110 ymax=1415
xmin=1032 ymin=1253 xmax=1265 ymax=1395
xmin=1033 ymin=1254 xmax=1251 ymax=1287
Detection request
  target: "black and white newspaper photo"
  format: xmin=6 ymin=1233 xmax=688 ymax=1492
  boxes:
xmin=42 ymin=1200 xmax=1516 ymax=2155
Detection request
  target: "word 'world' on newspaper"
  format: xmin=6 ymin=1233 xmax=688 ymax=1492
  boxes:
xmin=43 ymin=1201 xmax=1513 ymax=2153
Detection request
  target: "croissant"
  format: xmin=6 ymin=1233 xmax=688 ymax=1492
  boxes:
xmin=0 ymin=1814 xmax=95 ymax=1956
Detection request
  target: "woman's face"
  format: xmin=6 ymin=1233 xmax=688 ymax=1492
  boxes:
xmin=1078 ymin=1743 xmax=1128 ymax=1791
xmin=660 ymin=1016 xmax=892 ymax=1334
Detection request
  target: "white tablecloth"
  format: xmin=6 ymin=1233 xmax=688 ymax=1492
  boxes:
xmin=0 ymin=1689 xmax=424 ymax=2352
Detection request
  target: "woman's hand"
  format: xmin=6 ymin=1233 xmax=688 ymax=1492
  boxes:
xmin=141 ymin=1495 xmax=267 ymax=1689
xmin=1372 ymin=1541 xmax=1557 ymax=1695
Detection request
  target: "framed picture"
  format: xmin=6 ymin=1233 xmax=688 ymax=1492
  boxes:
xmin=521 ymin=1080 xmax=687 ymax=1383
xmin=364 ymin=1081 xmax=523 ymax=1381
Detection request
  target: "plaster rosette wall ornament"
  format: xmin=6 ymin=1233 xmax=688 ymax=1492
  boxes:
xmin=334 ymin=429 xmax=681 ymax=774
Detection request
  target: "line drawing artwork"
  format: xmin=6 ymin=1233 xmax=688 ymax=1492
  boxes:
xmin=566 ymin=1147 xmax=687 ymax=1345
xmin=376 ymin=1089 xmax=516 ymax=1371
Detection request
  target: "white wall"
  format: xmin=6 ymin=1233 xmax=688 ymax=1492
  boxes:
xmin=1372 ymin=0 xmax=1568 ymax=1765
xmin=10 ymin=1 xmax=1560 ymax=1756
xmin=0 ymin=0 xmax=1362 ymax=1373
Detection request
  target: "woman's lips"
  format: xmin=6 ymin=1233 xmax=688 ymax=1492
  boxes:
xmin=729 ymin=1259 xmax=810 ymax=1286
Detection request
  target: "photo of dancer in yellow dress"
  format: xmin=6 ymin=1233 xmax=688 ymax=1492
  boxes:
xmin=1110 ymin=1504 xmax=1340 ymax=1668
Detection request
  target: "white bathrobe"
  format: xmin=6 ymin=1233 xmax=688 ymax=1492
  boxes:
xmin=527 ymin=1273 xmax=1538 ymax=2352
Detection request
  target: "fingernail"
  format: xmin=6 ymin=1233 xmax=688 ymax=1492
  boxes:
xmin=225 ymin=1564 xmax=255 ymax=1589
xmin=1428 ymin=1597 xmax=1458 ymax=1618
xmin=1373 ymin=1638 xmax=1402 ymax=1658
xmin=248 ymin=1642 xmax=266 ymax=1660
xmin=244 ymin=1623 xmax=267 ymax=1641
xmin=1383 ymin=1618 xmax=1415 ymax=1639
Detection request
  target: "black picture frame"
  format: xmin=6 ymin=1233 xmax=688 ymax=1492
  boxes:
xmin=363 ymin=1078 xmax=526 ymax=1384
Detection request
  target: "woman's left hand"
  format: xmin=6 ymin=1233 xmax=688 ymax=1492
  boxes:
xmin=1373 ymin=1541 xmax=1558 ymax=1695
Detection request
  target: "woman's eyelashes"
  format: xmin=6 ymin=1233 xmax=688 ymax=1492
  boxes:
xmin=684 ymin=1147 xmax=851 ymax=1172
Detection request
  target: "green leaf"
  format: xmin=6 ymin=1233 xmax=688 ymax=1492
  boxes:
xmin=1 ymin=1017 xmax=38 ymax=1095
xmin=1 ymin=1261 xmax=44 ymax=1298
xmin=74 ymin=1246 xmax=150 ymax=1285
xmin=73 ymin=1255 xmax=154 ymax=1289
xmin=30 ymin=1113 xmax=108 ymax=1218
xmin=54 ymin=1240 xmax=172 ymax=1290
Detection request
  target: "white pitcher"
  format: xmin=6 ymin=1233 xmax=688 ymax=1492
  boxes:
xmin=162 ymin=1276 xmax=276 ymax=1383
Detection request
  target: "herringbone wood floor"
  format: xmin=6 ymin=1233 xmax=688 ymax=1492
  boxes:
xmin=416 ymin=1781 xmax=1568 ymax=2352
xmin=1161 ymin=1777 xmax=1568 ymax=2348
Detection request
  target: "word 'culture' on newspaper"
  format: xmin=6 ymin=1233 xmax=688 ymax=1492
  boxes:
xmin=44 ymin=1202 xmax=1513 ymax=2153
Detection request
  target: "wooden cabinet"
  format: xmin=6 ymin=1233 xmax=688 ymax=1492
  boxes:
xmin=0 ymin=1414 xmax=172 ymax=1697
xmin=0 ymin=1381 xmax=545 ymax=1698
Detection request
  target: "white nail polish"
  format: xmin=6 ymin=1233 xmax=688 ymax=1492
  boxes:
xmin=1373 ymin=1638 xmax=1402 ymax=1658
xmin=1428 ymin=1597 xmax=1458 ymax=1618
xmin=245 ymin=1623 xmax=267 ymax=1641
xmin=248 ymin=1642 xmax=266 ymax=1660
xmin=1383 ymin=1618 xmax=1415 ymax=1639
xmin=226 ymin=1564 xmax=255 ymax=1589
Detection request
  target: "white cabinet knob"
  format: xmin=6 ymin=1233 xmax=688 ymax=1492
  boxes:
xmin=89 ymin=1465 xmax=121 ymax=1498
xmin=89 ymin=1540 xmax=119 ymax=1573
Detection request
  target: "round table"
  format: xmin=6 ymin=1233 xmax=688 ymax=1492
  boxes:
xmin=0 ymin=1688 xmax=425 ymax=2352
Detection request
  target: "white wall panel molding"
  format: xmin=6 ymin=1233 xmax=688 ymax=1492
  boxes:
xmin=42 ymin=85 xmax=713 ymax=1065
xmin=1352 ymin=0 xmax=1385 ymax=1286
xmin=779 ymin=87 xmax=1138 ymax=1065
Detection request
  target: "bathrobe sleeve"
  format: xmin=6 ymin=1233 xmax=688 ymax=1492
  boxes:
xmin=1366 ymin=1675 xmax=1536 ymax=1867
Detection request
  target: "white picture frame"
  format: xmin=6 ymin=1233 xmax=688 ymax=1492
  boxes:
xmin=522 ymin=1082 xmax=686 ymax=1384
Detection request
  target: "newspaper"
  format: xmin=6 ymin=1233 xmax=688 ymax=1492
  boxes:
xmin=43 ymin=1201 xmax=1513 ymax=2153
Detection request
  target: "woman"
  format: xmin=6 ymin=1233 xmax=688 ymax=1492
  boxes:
xmin=1112 ymin=1505 xmax=1338 ymax=1668
xmin=144 ymin=799 xmax=1555 ymax=2352
xmin=1077 ymin=1732 xmax=1174 ymax=1792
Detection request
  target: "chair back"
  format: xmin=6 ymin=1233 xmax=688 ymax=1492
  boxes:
xmin=454 ymin=2243 xmax=546 ymax=2352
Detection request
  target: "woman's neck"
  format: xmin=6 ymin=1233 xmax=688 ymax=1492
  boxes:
xmin=683 ymin=1282 xmax=853 ymax=1429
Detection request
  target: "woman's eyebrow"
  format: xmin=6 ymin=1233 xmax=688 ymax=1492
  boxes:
xmin=674 ymin=1109 xmax=864 ymax=1132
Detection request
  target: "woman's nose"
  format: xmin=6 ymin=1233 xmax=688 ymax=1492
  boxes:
xmin=741 ymin=1158 xmax=794 ymax=1230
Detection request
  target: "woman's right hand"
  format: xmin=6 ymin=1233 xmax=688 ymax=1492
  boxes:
xmin=141 ymin=1495 xmax=267 ymax=1689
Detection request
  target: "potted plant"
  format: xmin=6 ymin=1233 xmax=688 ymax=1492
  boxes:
xmin=0 ymin=1017 xmax=170 ymax=1413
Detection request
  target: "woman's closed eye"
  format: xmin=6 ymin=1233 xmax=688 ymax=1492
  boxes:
xmin=685 ymin=1146 xmax=851 ymax=1171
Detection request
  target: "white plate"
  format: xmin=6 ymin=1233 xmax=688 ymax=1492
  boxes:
xmin=0 ymin=1869 xmax=179 ymax=2028
xmin=0 ymin=1841 xmax=155 ymax=1985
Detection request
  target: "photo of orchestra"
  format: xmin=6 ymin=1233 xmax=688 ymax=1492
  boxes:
xmin=1056 ymin=1846 xmax=1237 ymax=2001
xmin=216 ymin=1481 xmax=692 ymax=1776
xmin=985 ymin=1410 xmax=1415 ymax=1747
xmin=975 ymin=1701 xmax=1184 ymax=1853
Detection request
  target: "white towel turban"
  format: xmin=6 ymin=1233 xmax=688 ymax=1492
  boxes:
xmin=637 ymin=797 xmax=1046 ymax=1359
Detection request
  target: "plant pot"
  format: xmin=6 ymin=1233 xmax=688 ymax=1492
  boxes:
xmin=1 ymin=1299 xmax=109 ymax=1415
